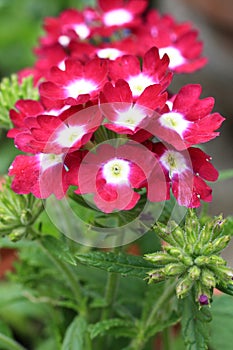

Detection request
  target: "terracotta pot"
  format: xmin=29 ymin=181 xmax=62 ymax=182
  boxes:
xmin=185 ymin=0 xmax=233 ymax=31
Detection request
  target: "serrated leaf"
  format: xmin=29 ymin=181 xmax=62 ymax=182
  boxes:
xmin=181 ymin=292 xmax=212 ymax=350
xmin=210 ymin=295 xmax=233 ymax=350
xmin=40 ymin=235 xmax=76 ymax=266
xmin=89 ymin=318 xmax=137 ymax=339
xmin=76 ymin=251 xmax=156 ymax=279
xmin=61 ymin=316 xmax=87 ymax=350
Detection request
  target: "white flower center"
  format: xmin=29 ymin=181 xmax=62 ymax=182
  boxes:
xmin=160 ymin=150 xmax=187 ymax=176
xmin=114 ymin=106 xmax=146 ymax=131
xmin=127 ymin=74 xmax=155 ymax=97
xmin=58 ymin=35 xmax=70 ymax=47
xmin=102 ymin=158 xmax=130 ymax=185
xmin=159 ymin=47 xmax=186 ymax=69
xmin=40 ymin=153 xmax=63 ymax=172
xmin=159 ymin=112 xmax=189 ymax=135
xmin=55 ymin=125 xmax=86 ymax=147
xmin=73 ymin=23 xmax=90 ymax=39
xmin=97 ymin=48 xmax=123 ymax=60
xmin=65 ymin=79 xmax=97 ymax=98
xmin=103 ymin=9 xmax=133 ymax=26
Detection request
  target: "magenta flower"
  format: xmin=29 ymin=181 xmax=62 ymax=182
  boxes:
xmin=109 ymin=47 xmax=172 ymax=98
xmin=39 ymin=57 xmax=108 ymax=106
xmin=148 ymin=84 xmax=225 ymax=150
xmin=14 ymin=104 xmax=102 ymax=154
xmin=75 ymin=142 xmax=156 ymax=213
xmin=148 ymin=143 xmax=219 ymax=207
xmin=100 ymin=79 xmax=167 ymax=135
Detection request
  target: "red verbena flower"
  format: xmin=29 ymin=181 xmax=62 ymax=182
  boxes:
xmin=147 ymin=84 xmax=225 ymax=150
xmin=109 ymin=47 xmax=172 ymax=98
xmin=148 ymin=142 xmax=218 ymax=208
xmin=39 ymin=57 xmax=108 ymax=106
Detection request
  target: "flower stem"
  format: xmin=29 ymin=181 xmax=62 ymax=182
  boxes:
xmin=162 ymin=327 xmax=172 ymax=350
xmin=129 ymin=280 xmax=177 ymax=350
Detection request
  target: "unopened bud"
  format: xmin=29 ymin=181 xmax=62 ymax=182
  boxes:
xmin=171 ymin=226 xmax=186 ymax=248
xmin=164 ymin=246 xmax=183 ymax=259
xmin=211 ymin=216 xmax=226 ymax=240
xmin=176 ymin=276 xmax=193 ymax=299
xmin=201 ymin=235 xmax=231 ymax=255
xmin=201 ymin=269 xmax=216 ymax=288
xmin=9 ymin=227 xmax=26 ymax=242
xmin=148 ymin=269 xmax=165 ymax=282
xmin=154 ymin=223 xmax=176 ymax=245
xmin=145 ymin=252 xmax=177 ymax=265
xmin=185 ymin=210 xmax=200 ymax=245
xmin=205 ymin=255 xmax=227 ymax=267
xmin=198 ymin=294 xmax=209 ymax=306
xmin=164 ymin=263 xmax=186 ymax=277
xmin=188 ymin=265 xmax=201 ymax=280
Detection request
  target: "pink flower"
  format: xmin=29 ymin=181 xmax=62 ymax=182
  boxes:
xmin=39 ymin=9 xmax=96 ymax=49
xmin=8 ymin=154 xmax=68 ymax=199
xmin=135 ymin=10 xmax=207 ymax=73
xmin=97 ymin=0 xmax=147 ymax=28
xmin=39 ymin=57 xmax=108 ymax=106
xmin=75 ymin=141 xmax=156 ymax=213
xmin=109 ymin=47 xmax=172 ymax=99
xmin=100 ymin=79 xmax=167 ymax=134
xmin=147 ymin=84 xmax=225 ymax=150
xmin=14 ymin=104 xmax=102 ymax=154
xmin=148 ymin=142 xmax=218 ymax=207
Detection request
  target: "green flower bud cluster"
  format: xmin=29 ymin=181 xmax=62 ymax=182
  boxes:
xmin=145 ymin=210 xmax=233 ymax=305
xmin=0 ymin=75 xmax=39 ymax=130
xmin=0 ymin=178 xmax=43 ymax=241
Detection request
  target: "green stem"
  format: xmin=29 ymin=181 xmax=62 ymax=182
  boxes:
xmin=0 ymin=333 xmax=26 ymax=350
xmin=162 ymin=327 xmax=172 ymax=350
xmin=130 ymin=280 xmax=177 ymax=350
xmin=100 ymin=271 xmax=120 ymax=321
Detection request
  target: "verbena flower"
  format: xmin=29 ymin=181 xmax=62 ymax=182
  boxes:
xmin=7 ymin=0 xmax=224 ymax=212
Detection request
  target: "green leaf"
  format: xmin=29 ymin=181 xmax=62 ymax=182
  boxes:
xmin=40 ymin=235 xmax=77 ymax=266
xmin=209 ymin=295 xmax=233 ymax=350
xmin=61 ymin=316 xmax=87 ymax=350
xmin=0 ymin=333 xmax=26 ymax=350
xmin=0 ymin=75 xmax=38 ymax=129
xmin=181 ymin=292 xmax=212 ymax=350
xmin=76 ymin=251 xmax=156 ymax=279
xmin=89 ymin=318 xmax=137 ymax=339
xmin=218 ymin=169 xmax=233 ymax=181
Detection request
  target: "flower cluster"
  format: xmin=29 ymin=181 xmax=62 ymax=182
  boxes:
xmin=146 ymin=210 xmax=233 ymax=306
xmin=8 ymin=0 xmax=224 ymax=213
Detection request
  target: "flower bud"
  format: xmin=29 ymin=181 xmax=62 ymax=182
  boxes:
xmin=211 ymin=216 xmax=226 ymax=240
xmin=171 ymin=226 xmax=186 ymax=248
xmin=164 ymin=263 xmax=186 ymax=276
xmin=8 ymin=227 xmax=27 ymax=242
xmin=164 ymin=246 xmax=183 ymax=259
xmin=201 ymin=269 xmax=216 ymax=288
xmin=185 ymin=210 xmax=200 ymax=245
xmin=154 ymin=223 xmax=176 ymax=245
xmin=144 ymin=252 xmax=177 ymax=265
xmin=198 ymin=294 xmax=209 ymax=306
xmin=201 ymin=235 xmax=231 ymax=255
xmin=176 ymin=276 xmax=193 ymax=299
xmin=148 ymin=269 xmax=165 ymax=282
xmin=188 ymin=265 xmax=201 ymax=280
